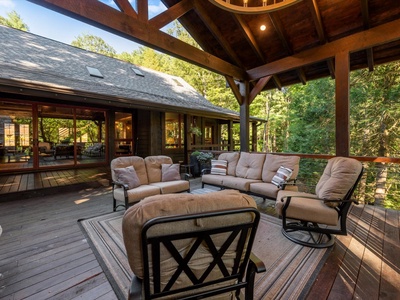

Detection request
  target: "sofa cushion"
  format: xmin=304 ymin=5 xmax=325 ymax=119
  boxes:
xmin=261 ymin=154 xmax=300 ymax=183
xmin=271 ymin=166 xmax=293 ymax=187
xmin=150 ymin=180 xmax=190 ymax=194
xmin=235 ymin=152 xmax=265 ymax=180
xmin=276 ymin=190 xmax=338 ymax=226
xmin=122 ymin=189 xmax=257 ymax=279
xmin=222 ymin=175 xmax=261 ymax=191
xmin=161 ymin=163 xmax=180 ymax=182
xmin=111 ymin=156 xmax=149 ymax=185
xmin=210 ymin=159 xmax=227 ymax=176
xmin=218 ymin=152 xmax=240 ymax=176
xmin=145 ymin=156 xmax=173 ymax=183
xmin=249 ymin=182 xmax=279 ymax=199
xmin=114 ymin=165 xmax=141 ymax=189
xmin=316 ymin=157 xmax=362 ymax=208
xmin=113 ymin=185 xmax=160 ymax=204
xmin=201 ymin=174 xmax=224 ymax=187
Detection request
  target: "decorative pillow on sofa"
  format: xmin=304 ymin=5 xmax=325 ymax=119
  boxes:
xmin=161 ymin=163 xmax=181 ymax=182
xmin=114 ymin=165 xmax=141 ymax=189
xmin=210 ymin=159 xmax=228 ymax=176
xmin=271 ymin=166 xmax=293 ymax=187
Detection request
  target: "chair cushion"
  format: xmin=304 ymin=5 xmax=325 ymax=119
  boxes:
xmin=261 ymin=154 xmax=300 ymax=183
xmin=276 ymin=190 xmax=339 ymax=226
xmin=210 ymin=159 xmax=227 ymax=175
xmin=122 ymin=190 xmax=256 ymax=279
xmin=161 ymin=163 xmax=180 ymax=182
xmin=316 ymin=157 xmax=363 ymax=207
xmin=218 ymin=152 xmax=240 ymax=176
xmin=235 ymin=152 xmax=265 ymax=180
xmin=113 ymin=165 xmax=141 ymax=189
xmin=113 ymin=185 xmax=160 ymax=204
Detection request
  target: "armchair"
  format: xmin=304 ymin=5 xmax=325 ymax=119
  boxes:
xmin=275 ymin=157 xmax=363 ymax=248
xmin=122 ymin=190 xmax=266 ymax=299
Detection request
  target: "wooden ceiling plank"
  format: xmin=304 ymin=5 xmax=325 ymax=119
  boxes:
xmin=114 ymin=0 xmax=137 ymax=18
xmin=149 ymin=0 xmax=193 ymax=30
xmin=27 ymin=0 xmax=246 ymax=80
xmin=193 ymin=0 xmax=243 ymax=67
xmin=249 ymin=76 xmax=272 ymax=104
xmin=247 ymin=19 xmax=400 ymax=80
xmin=225 ymin=76 xmax=243 ymax=105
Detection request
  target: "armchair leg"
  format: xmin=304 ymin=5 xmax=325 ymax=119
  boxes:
xmin=282 ymin=222 xmax=335 ymax=248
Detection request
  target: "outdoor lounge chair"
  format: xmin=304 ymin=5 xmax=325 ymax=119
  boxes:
xmin=275 ymin=157 xmax=363 ymax=248
xmin=122 ymin=191 xmax=266 ymax=299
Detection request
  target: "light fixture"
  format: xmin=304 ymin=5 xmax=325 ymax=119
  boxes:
xmin=209 ymin=0 xmax=303 ymax=14
xmin=260 ymin=24 xmax=266 ymax=31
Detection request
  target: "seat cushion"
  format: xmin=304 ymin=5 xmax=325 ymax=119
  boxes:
xmin=150 ymin=180 xmax=190 ymax=194
xmin=276 ymin=190 xmax=339 ymax=226
xmin=221 ymin=175 xmax=261 ymax=191
xmin=235 ymin=152 xmax=266 ymax=180
xmin=122 ymin=189 xmax=257 ymax=279
xmin=202 ymin=174 xmax=224 ymax=187
xmin=249 ymin=182 xmax=279 ymax=199
xmin=113 ymin=185 xmax=160 ymax=204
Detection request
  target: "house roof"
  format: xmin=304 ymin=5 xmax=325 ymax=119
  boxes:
xmin=0 ymin=25 xmax=245 ymax=121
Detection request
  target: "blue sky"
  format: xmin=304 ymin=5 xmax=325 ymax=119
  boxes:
xmin=0 ymin=0 xmax=167 ymax=53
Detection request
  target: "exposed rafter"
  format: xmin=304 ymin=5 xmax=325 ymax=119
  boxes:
xmin=361 ymin=0 xmax=374 ymax=71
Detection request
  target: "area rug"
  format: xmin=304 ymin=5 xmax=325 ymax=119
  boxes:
xmin=79 ymin=212 xmax=329 ymax=300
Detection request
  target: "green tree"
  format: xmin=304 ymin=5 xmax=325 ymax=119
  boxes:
xmin=71 ymin=34 xmax=116 ymax=57
xmin=0 ymin=10 xmax=29 ymax=31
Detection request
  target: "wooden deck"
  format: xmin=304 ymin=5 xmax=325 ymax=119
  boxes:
xmin=0 ymin=172 xmax=399 ymax=299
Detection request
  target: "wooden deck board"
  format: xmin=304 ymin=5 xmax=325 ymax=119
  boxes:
xmin=0 ymin=172 xmax=398 ymax=300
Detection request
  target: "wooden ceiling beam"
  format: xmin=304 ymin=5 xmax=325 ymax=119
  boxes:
xmin=137 ymin=0 xmax=148 ymax=22
xmin=27 ymin=0 xmax=246 ymax=80
xmin=149 ymin=0 xmax=193 ymax=30
xmin=360 ymin=0 xmax=374 ymax=71
xmin=249 ymin=76 xmax=272 ymax=104
xmin=247 ymin=18 xmax=400 ymax=80
xmin=225 ymin=76 xmax=243 ymax=105
xmin=114 ymin=0 xmax=137 ymax=18
xmin=194 ymin=0 xmax=243 ymax=67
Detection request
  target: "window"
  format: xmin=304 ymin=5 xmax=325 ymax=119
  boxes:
xmin=4 ymin=123 xmax=15 ymax=146
xmin=165 ymin=113 xmax=184 ymax=149
xmin=115 ymin=112 xmax=133 ymax=156
xmin=19 ymin=124 xmax=30 ymax=147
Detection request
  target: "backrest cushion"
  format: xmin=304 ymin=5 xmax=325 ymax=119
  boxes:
xmin=235 ymin=152 xmax=266 ymax=179
xmin=145 ymin=156 xmax=173 ymax=183
xmin=111 ymin=156 xmax=148 ymax=185
xmin=262 ymin=154 xmax=301 ymax=183
xmin=122 ymin=190 xmax=257 ymax=279
xmin=316 ymin=157 xmax=362 ymax=208
xmin=218 ymin=152 xmax=240 ymax=176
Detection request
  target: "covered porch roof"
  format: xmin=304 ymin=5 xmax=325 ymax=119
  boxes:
xmin=27 ymin=0 xmax=400 ymax=155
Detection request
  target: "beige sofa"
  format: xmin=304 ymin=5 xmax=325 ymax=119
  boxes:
xmin=111 ymin=155 xmax=190 ymax=211
xmin=202 ymin=152 xmax=300 ymax=200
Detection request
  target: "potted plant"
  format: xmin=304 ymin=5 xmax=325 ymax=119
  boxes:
xmin=190 ymin=151 xmax=202 ymax=176
xmin=196 ymin=151 xmax=214 ymax=173
xmin=189 ymin=126 xmax=202 ymax=137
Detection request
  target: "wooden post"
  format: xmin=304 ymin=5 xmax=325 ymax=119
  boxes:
xmin=335 ymin=51 xmax=350 ymax=157
xmin=239 ymin=81 xmax=250 ymax=152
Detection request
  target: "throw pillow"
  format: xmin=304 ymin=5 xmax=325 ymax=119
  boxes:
xmin=161 ymin=163 xmax=181 ymax=182
xmin=114 ymin=165 xmax=141 ymax=189
xmin=271 ymin=166 xmax=293 ymax=187
xmin=210 ymin=159 xmax=228 ymax=176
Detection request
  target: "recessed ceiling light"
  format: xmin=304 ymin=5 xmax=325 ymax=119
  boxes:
xmin=260 ymin=24 xmax=266 ymax=31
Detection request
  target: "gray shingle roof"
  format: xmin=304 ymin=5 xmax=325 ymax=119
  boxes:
xmin=0 ymin=25 xmax=238 ymax=119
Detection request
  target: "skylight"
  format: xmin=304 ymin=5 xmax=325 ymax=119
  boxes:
xmin=86 ymin=66 xmax=103 ymax=78
xmin=131 ymin=67 xmax=144 ymax=77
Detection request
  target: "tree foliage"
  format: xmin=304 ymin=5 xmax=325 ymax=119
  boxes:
xmin=0 ymin=10 xmax=29 ymax=31
xmin=71 ymin=34 xmax=117 ymax=57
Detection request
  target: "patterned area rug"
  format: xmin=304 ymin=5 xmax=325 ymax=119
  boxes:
xmin=79 ymin=211 xmax=329 ymax=300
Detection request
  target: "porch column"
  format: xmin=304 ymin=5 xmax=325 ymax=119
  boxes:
xmin=239 ymin=81 xmax=250 ymax=152
xmin=335 ymin=51 xmax=350 ymax=157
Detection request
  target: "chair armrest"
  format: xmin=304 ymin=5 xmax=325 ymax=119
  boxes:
xmin=129 ymin=275 xmax=143 ymax=300
xmin=249 ymin=253 xmax=266 ymax=274
xmin=112 ymin=180 xmax=129 ymax=190
xmin=201 ymin=168 xmax=211 ymax=175
xmin=280 ymin=195 xmax=359 ymax=205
